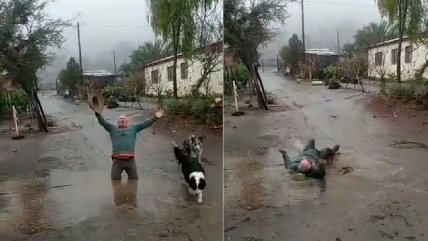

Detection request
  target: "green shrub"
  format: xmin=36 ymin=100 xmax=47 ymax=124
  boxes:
xmin=0 ymin=89 xmax=29 ymax=115
xmin=386 ymin=79 xmax=428 ymax=105
xmin=165 ymin=96 xmax=222 ymax=125
xmin=102 ymin=85 xmax=117 ymax=99
xmin=106 ymin=96 xmax=119 ymax=108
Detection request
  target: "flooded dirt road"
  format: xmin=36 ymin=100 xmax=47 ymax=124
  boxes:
xmin=0 ymin=95 xmax=223 ymax=241
xmin=224 ymin=69 xmax=428 ymax=241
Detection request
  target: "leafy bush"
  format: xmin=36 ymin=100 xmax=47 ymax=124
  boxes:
xmin=0 ymin=89 xmax=29 ymax=115
xmin=225 ymin=64 xmax=250 ymax=94
xmin=102 ymin=85 xmax=117 ymax=99
xmin=322 ymin=65 xmax=339 ymax=79
xmin=165 ymin=96 xmax=222 ymax=125
xmin=106 ymin=96 xmax=119 ymax=108
xmin=386 ymin=79 xmax=428 ymax=105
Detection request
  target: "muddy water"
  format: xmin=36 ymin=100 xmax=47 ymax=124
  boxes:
xmin=0 ymin=95 xmax=223 ymax=241
xmin=224 ymin=69 xmax=428 ymax=241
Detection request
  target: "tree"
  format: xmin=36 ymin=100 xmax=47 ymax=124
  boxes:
xmin=58 ymin=57 xmax=81 ymax=94
xmin=279 ymin=34 xmax=304 ymax=75
xmin=343 ymin=43 xmax=357 ymax=57
xmin=354 ymin=20 xmax=399 ymax=51
xmin=369 ymin=50 xmax=388 ymax=92
xmin=146 ymin=0 xmax=217 ymax=99
xmin=225 ymin=0 xmax=290 ymax=109
xmin=119 ymin=72 xmax=145 ymax=109
xmin=119 ymin=62 xmax=133 ymax=75
xmin=225 ymin=0 xmax=289 ymax=68
xmin=0 ymin=0 xmax=71 ymax=132
xmin=130 ymin=40 xmax=171 ymax=71
xmin=376 ymin=0 xmax=425 ymax=82
xmin=190 ymin=0 xmax=223 ymax=95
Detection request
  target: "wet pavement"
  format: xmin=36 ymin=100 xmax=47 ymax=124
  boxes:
xmin=0 ymin=94 xmax=223 ymax=241
xmin=224 ymin=69 xmax=428 ymax=241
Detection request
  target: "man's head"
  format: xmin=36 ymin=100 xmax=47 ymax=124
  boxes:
xmin=117 ymin=115 xmax=129 ymax=128
xmin=299 ymin=159 xmax=311 ymax=172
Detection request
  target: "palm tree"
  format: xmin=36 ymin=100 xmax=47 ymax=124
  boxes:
xmin=130 ymin=39 xmax=172 ymax=70
xmin=354 ymin=20 xmax=398 ymax=50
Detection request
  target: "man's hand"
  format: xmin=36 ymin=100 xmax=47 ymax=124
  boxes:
xmin=155 ymin=108 xmax=165 ymax=118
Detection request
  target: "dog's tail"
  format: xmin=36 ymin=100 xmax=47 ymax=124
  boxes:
xmin=173 ymin=146 xmax=186 ymax=164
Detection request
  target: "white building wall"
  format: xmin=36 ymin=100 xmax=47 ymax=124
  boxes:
xmin=144 ymin=54 xmax=223 ymax=97
xmin=368 ymin=40 xmax=428 ymax=80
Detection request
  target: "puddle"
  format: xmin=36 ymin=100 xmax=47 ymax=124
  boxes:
xmin=0 ymin=167 xmax=189 ymax=235
xmin=390 ymin=140 xmax=428 ymax=149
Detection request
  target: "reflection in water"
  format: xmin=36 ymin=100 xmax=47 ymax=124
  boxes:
xmin=111 ymin=180 xmax=138 ymax=207
xmin=318 ymin=179 xmax=327 ymax=193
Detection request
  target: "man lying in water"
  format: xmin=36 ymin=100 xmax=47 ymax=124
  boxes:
xmin=279 ymin=139 xmax=340 ymax=179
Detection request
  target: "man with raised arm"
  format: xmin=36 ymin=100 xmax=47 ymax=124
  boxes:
xmin=91 ymin=106 xmax=164 ymax=180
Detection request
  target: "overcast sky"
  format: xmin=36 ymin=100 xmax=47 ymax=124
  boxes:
xmin=42 ymin=0 xmax=382 ymax=82
xmin=262 ymin=0 xmax=382 ymax=58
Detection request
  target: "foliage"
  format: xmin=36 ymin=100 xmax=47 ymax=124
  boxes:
xmin=106 ymin=96 xmax=119 ymax=108
xmin=0 ymin=89 xmax=30 ymax=115
xmin=376 ymin=0 xmax=425 ymax=83
xmin=338 ymin=55 xmax=367 ymax=79
xmin=224 ymin=64 xmax=250 ymax=95
xmin=165 ymin=95 xmax=222 ymax=125
xmin=58 ymin=57 xmax=81 ymax=93
xmin=343 ymin=43 xmax=357 ymax=57
xmin=279 ymin=34 xmax=304 ymax=75
xmin=118 ymin=72 xmax=145 ymax=97
xmin=146 ymin=0 xmax=218 ymax=98
xmin=386 ymin=79 xmax=428 ymax=105
xmin=102 ymin=85 xmax=117 ymax=99
xmin=190 ymin=0 xmax=223 ymax=94
xmin=0 ymin=0 xmax=71 ymax=131
xmin=129 ymin=40 xmax=172 ymax=70
xmin=224 ymin=0 xmax=290 ymax=67
xmin=354 ymin=20 xmax=398 ymax=51
xmin=119 ymin=62 xmax=133 ymax=75
xmin=323 ymin=65 xmax=340 ymax=79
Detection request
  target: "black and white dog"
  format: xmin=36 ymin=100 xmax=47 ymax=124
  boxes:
xmin=173 ymin=144 xmax=206 ymax=204
xmin=182 ymin=135 xmax=205 ymax=164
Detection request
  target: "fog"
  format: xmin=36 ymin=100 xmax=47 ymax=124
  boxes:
xmin=42 ymin=0 xmax=382 ymax=83
xmin=42 ymin=0 xmax=156 ymax=83
xmin=261 ymin=0 xmax=382 ymax=59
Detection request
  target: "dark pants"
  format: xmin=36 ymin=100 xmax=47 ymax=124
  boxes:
xmin=111 ymin=158 xmax=138 ymax=180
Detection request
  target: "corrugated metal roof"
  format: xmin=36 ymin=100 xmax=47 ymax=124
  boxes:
xmin=83 ymin=70 xmax=114 ymax=76
xmin=305 ymin=48 xmax=338 ymax=56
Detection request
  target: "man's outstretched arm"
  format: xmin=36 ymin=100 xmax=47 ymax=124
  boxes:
xmin=134 ymin=116 xmax=158 ymax=132
xmin=95 ymin=112 xmax=114 ymax=132
xmin=134 ymin=108 xmax=164 ymax=133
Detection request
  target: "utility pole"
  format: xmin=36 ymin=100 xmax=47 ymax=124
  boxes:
xmin=337 ymin=29 xmax=340 ymax=55
xmin=77 ymin=23 xmax=83 ymax=79
xmin=113 ymin=51 xmax=117 ymax=75
xmin=301 ymin=0 xmax=306 ymax=63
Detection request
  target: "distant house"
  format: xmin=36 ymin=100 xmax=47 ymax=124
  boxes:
xmin=367 ymin=37 xmax=428 ymax=80
xmin=83 ymin=70 xmax=117 ymax=89
xmin=142 ymin=41 xmax=224 ymax=97
xmin=304 ymin=48 xmax=340 ymax=69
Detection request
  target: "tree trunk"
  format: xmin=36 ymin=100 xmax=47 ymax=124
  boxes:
xmin=172 ymin=15 xmax=181 ymax=99
xmin=397 ymin=0 xmax=409 ymax=83
xmin=29 ymin=91 xmax=48 ymax=132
